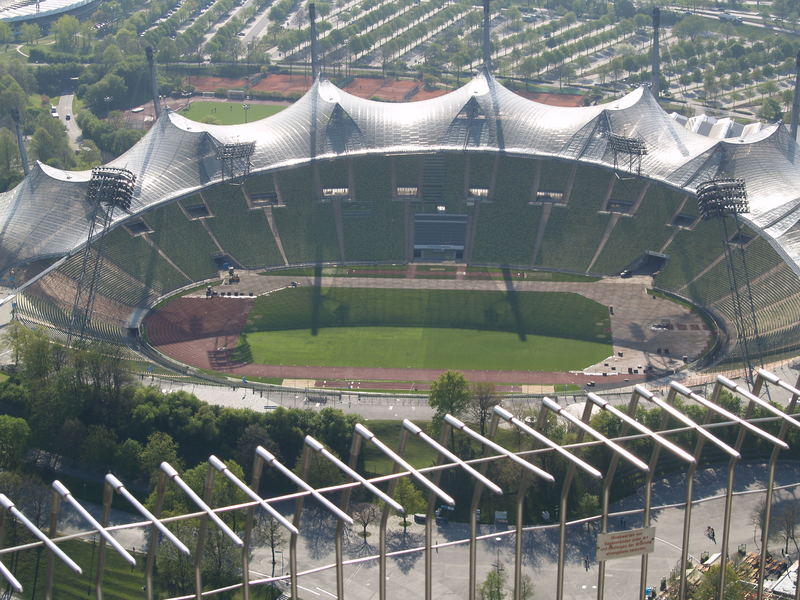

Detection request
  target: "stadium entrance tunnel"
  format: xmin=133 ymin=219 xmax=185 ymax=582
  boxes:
xmin=213 ymin=254 xmax=240 ymax=270
xmin=620 ymin=251 xmax=668 ymax=278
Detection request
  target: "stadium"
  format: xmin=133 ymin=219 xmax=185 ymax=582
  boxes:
xmin=0 ymin=68 xmax=799 ymax=387
xmin=3 ymin=39 xmax=800 ymax=598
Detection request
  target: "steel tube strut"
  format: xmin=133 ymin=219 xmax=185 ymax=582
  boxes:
xmin=493 ymin=406 xmax=602 ymax=479
xmin=445 ymin=414 xmax=555 ymax=483
xmin=105 ymin=474 xmax=191 ymax=555
xmin=0 ymin=494 xmax=82 ymax=574
xmin=542 ymin=398 xmax=650 ymax=472
xmin=334 ymin=434 xmax=364 ymax=600
xmin=304 ymin=434 xmax=403 ymax=600
xmin=754 ymin=370 xmax=800 ymax=600
xmin=356 ymin=423 xmax=455 ymax=506
xmin=209 ymin=456 xmax=299 ymax=534
xmin=666 ymin=382 xmax=748 ymax=600
xmin=304 ymin=436 xmax=404 ymax=512
xmin=404 ymin=419 xmax=503 ymax=600
xmin=591 ymin=390 xmax=648 ymax=600
xmin=52 ymin=481 xmax=135 ymax=566
xmin=256 ymin=445 xmax=353 ymax=599
xmin=465 ymin=411 xmax=502 ymax=600
xmin=621 ymin=386 xmax=696 ymax=600
xmin=160 ymin=463 xmax=243 ymax=547
xmin=448 ymin=412 xmax=554 ymax=600
xmin=714 ymin=373 xmax=790 ymax=600
xmin=494 ymin=405 xmax=600 ymax=600
xmin=543 ymin=398 xmax=596 ymax=600
xmin=357 ymin=425 xmax=413 ymax=600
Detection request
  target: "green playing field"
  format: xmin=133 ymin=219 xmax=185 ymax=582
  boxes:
xmin=180 ymin=101 xmax=285 ymax=124
xmin=242 ymin=287 xmax=611 ymax=371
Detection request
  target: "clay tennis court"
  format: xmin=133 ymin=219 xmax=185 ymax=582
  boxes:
xmin=182 ymin=74 xmax=584 ymax=105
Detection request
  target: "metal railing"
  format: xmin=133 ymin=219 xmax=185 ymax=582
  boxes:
xmin=1 ymin=368 xmax=799 ymax=600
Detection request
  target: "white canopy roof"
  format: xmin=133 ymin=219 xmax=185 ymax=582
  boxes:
xmin=1 ymin=71 xmax=798 ymax=279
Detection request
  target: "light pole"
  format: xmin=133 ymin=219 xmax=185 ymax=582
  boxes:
xmin=242 ymin=103 xmax=250 ymax=123
xmin=494 ymin=536 xmax=503 ymax=572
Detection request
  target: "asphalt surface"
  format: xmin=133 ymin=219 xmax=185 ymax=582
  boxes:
xmin=57 ymin=93 xmax=82 ymax=149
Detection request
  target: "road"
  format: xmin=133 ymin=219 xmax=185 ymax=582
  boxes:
xmin=57 ymin=93 xmax=82 ymax=150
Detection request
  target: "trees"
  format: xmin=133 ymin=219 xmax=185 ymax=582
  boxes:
xmin=0 ymin=22 xmax=11 ymax=51
xmin=674 ymin=15 xmax=706 ymax=42
xmin=0 ymin=415 xmax=30 ymax=469
xmin=693 ymin=563 xmax=748 ymax=600
xmin=428 ymin=371 xmax=470 ymax=431
xmin=20 ymin=23 xmax=41 ymax=46
xmin=470 ymin=382 xmax=499 ymax=436
xmin=393 ymin=477 xmax=425 ymax=531
xmin=52 ymin=15 xmax=81 ymax=52
xmin=351 ymin=502 xmax=380 ymax=539
xmin=253 ymin=516 xmax=286 ymax=577
xmin=759 ymin=97 xmax=783 ymax=123
xmin=479 ymin=568 xmax=507 ymax=600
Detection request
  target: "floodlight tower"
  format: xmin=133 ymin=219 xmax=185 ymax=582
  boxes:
xmin=11 ymin=109 xmax=29 ymax=176
xmin=215 ymin=141 xmax=256 ymax=183
xmin=607 ymin=132 xmax=647 ymax=176
xmin=482 ymin=0 xmax=491 ymax=72
xmin=651 ymin=7 xmax=660 ymax=99
xmin=309 ymin=2 xmax=319 ymax=79
xmin=696 ymin=178 xmax=764 ymax=384
xmin=67 ymin=167 xmax=136 ymax=345
xmin=790 ymin=51 xmax=800 ymax=143
xmin=145 ymin=46 xmax=161 ymax=119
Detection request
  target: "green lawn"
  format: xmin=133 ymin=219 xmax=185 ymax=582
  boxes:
xmin=10 ymin=538 xmax=146 ymax=599
xmin=243 ymin=287 xmax=611 ymax=371
xmin=246 ymin=327 xmax=609 ymax=371
xmin=180 ymin=101 xmax=286 ymax=125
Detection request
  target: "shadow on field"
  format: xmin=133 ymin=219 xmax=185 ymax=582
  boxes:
xmin=311 ymin=263 xmax=323 ymax=336
xmin=501 ymin=266 xmax=526 ymax=341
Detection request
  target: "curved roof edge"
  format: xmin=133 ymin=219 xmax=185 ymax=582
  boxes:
xmin=0 ymin=72 xmax=798 ymax=283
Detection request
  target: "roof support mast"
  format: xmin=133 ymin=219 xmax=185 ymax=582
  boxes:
xmin=309 ymin=2 xmax=320 ymax=80
xmin=145 ymin=47 xmax=161 ymax=119
xmin=651 ymin=7 xmax=660 ymax=100
xmin=482 ymin=0 xmax=491 ymax=72
xmin=791 ymin=51 xmax=800 ymax=142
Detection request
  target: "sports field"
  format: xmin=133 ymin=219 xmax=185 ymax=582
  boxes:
xmin=180 ymin=101 xmax=285 ymax=124
xmin=242 ymin=287 xmax=611 ymax=371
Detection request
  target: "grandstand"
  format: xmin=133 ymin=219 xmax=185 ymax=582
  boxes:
xmin=3 ymin=71 xmax=800 ymax=367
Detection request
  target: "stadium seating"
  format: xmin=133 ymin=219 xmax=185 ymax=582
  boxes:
xmin=592 ymin=184 xmax=685 ymax=275
xmin=145 ymin=203 xmax=220 ymax=282
xmin=271 ymin=165 xmax=341 ymax=263
xmin=536 ymin=159 xmax=575 ymax=196
xmin=317 ymin=158 xmax=350 ymax=190
xmin=684 ymin=236 xmax=781 ymax=306
xmin=441 ymin=153 xmax=468 ymax=211
xmin=202 ymin=184 xmax=284 ymax=268
xmin=243 ymin=172 xmax=276 ymax=200
xmin=345 ymin=156 xmax=405 ymax=261
xmin=394 ymin=155 xmax=423 ymax=188
xmin=57 ymin=250 xmax=159 ymax=307
xmin=35 ymin=151 xmax=800 ymax=363
xmin=537 ymin=164 xmax=611 ymax=272
xmin=101 ymin=226 xmax=191 ymax=295
xmin=654 ymin=218 xmax=725 ymax=293
xmin=472 ymin=155 xmax=540 ymax=265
